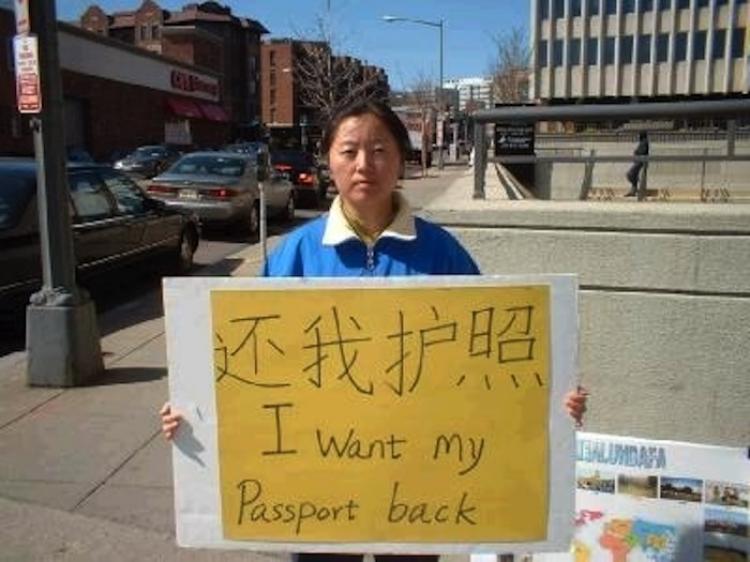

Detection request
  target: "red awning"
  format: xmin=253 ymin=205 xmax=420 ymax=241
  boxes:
xmin=199 ymin=103 xmax=230 ymax=122
xmin=166 ymin=97 xmax=203 ymax=119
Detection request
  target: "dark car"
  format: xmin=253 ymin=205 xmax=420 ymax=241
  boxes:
xmin=114 ymin=145 xmax=182 ymax=179
xmin=270 ymin=149 xmax=326 ymax=208
xmin=0 ymin=158 xmax=200 ymax=312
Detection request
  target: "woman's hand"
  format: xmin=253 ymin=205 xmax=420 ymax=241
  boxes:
xmin=160 ymin=401 xmax=183 ymax=441
xmin=564 ymin=387 xmax=589 ymax=428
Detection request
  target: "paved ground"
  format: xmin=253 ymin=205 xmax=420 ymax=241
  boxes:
xmin=0 ymin=164 xmax=505 ymax=562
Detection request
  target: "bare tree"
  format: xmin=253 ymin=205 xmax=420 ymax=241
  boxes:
xmin=489 ymin=27 xmax=531 ymax=104
xmin=293 ymin=16 xmax=387 ymax=128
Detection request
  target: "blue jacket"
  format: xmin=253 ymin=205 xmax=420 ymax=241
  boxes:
xmin=263 ymin=197 xmax=479 ymax=277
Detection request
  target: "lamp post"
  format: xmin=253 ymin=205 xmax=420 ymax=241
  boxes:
xmin=382 ymin=15 xmax=444 ymax=170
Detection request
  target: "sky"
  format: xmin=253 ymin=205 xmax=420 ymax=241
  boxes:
xmin=55 ymin=0 xmax=530 ymax=91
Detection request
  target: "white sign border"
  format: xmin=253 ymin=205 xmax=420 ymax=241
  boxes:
xmin=163 ymin=274 xmax=578 ymax=555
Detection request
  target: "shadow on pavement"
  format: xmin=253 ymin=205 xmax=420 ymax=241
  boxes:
xmin=84 ymin=366 xmax=167 ymax=386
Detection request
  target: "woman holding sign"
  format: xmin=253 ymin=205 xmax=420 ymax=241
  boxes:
xmin=161 ymin=99 xmax=588 ymax=561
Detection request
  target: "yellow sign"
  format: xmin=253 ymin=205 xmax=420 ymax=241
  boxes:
xmin=211 ymin=284 xmax=550 ymax=543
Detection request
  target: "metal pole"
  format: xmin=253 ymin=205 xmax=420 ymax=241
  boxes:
xmin=437 ymin=19 xmax=444 ymax=170
xmin=26 ymin=0 xmax=103 ymax=386
xmin=259 ymin=181 xmax=267 ymax=264
xmin=473 ymin=123 xmax=486 ymax=199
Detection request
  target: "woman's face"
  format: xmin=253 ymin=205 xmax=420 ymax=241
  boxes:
xmin=328 ymin=113 xmax=403 ymax=211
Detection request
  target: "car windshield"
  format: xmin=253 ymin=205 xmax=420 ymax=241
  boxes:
xmin=132 ymin=147 xmax=166 ymax=160
xmin=170 ymin=155 xmax=245 ymax=177
xmin=272 ymin=150 xmax=313 ymax=167
xmin=0 ymin=170 xmax=35 ymax=231
xmin=225 ymin=143 xmax=263 ymax=155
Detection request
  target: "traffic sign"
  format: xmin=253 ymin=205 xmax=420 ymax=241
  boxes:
xmin=14 ymin=0 xmax=30 ymax=35
xmin=13 ymin=35 xmax=42 ymax=113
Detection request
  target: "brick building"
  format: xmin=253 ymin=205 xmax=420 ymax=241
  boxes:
xmin=0 ymin=6 xmax=231 ymax=159
xmin=260 ymin=39 xmax=389 ymax=150
xmin=79 ymin=0 xmax=268 ymax=137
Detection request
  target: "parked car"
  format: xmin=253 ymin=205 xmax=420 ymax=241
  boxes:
xmin=146 ymin=151 xmax=294 ymax=236
xmin=271 ymin=149 xmax=326 ymax=208
xmin=114 ymin=145 xmax=182 ymax=179
xmin=0 ymin=158 xmax=200 ymax=312
xmin=66 ymin=146 xmax=96 ymax=164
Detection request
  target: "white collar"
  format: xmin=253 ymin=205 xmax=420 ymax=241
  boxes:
xmin=322 ymin=191 xmax=417 ymax=246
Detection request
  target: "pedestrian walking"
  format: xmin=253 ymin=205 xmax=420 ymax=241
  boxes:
xmin=161 ymin=99 xmax=589 ymax=561
xmin=625 ymin=131 xmax=649 ymax=197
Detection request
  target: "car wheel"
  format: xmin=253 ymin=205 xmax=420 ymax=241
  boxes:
xmin=174 ymin=229 xmax=196 ymax=274
xmin=248 ymin=202 xmax=260 ymax=237
xmin=284 ymin=193 xmax=295 ymax=222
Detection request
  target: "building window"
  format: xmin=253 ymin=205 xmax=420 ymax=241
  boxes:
xmin=588 ymin=0 xmax=600 ymax=15
xmin=538 ymin=40 xmax=549 ymax=66
xmin=712 ymin=29 xmax=727 ymax=59
xmin=569 ymin=38 xmax=581 ymax=65
xmin=731 ymin=28 xmax=746 ymax=58
xmin=270 ymin=88 xmax=276 ymax=105
xmin=553 ymin=0 xmax=565 ymax=17
xmin=621 ymin=35 xmax=634 ymax=63
xmin=571 ymin=0 xmax=582 ymax=16
xmin=641 ymin=0 xmax=654 ymax=11
xmin=270 ymin=109 xmax=276 ymax=123
xmin=693 ymin=30 xmax=707 ymax=59
xmin=715 ymin=0 xmax=728 ymax=5
xmin=553 ymin=39 xmax=564 ymax=66
xmin=270 ymin=71 xmax=276 ymax=86
xmin=269 ymin=50 xmax=276 ymax=67
xmin=586 ymin=37 xmax=599 ymax=64
xmin=656 ymin=33 xmax=670 ymax=62
xmin=604 ymin=37 xmax=616 ymax=64
xmin=605 ymin=0 xmax=617 ymax=14
xmin=638 ymin=34 xmax=652 ymax=63
xmin=623 ymin=0 xmax=635 ymax=13
xmin=658 ymin=0 xmax=671 ymax=9
xmin=676 ymin=0 xmax=689 ymax=8
xmin=675 ymin=32 xmax=688 ymax=60
xmin=540 ymin=0 xmax=550 ymax=19
xmin=139 ymin=25 xmax=147 ymax=41
xmin=696 ymin=0 xmax=709 ymax=6
xmin=152 ymin=25 xmax=160 ymax=40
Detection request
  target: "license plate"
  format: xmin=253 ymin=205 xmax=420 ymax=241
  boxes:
xmin=179 ymin=189 xmax=199 ymax=200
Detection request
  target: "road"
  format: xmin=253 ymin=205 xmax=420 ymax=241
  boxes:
xmin=0 ymin=165 xmax=464 ymax=357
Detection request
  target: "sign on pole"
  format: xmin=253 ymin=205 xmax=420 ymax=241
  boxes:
xmin=13 ymin=35 xmax=42 ymax=114
xmin=163 ymin=275 xmax=578 ymax=555
xmin=14 ymin=0 xmax=30 ymax=35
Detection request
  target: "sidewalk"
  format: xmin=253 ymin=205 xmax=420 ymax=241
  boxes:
xmin=0 ymin=167 xmax=489 ymax=561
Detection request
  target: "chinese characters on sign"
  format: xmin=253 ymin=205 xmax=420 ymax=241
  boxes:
xmin=210 ymin=285 xmax=551 ymax=543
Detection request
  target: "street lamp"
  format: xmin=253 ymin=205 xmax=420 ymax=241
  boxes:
xmin=382 ymin=14 xmax=444 ymax=170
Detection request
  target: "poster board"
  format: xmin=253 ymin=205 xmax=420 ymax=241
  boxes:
xmin=474 ymin=433 xmax=750 ymax=562
xmin=163 ymin=275 xmax=578 ymax=555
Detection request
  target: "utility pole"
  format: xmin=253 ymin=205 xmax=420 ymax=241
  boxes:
xmin=24 ymin=0 xmax=103 ymax=386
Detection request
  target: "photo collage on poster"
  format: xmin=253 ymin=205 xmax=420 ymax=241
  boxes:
xmin=533 ymin=433 xmax=749 ymax=562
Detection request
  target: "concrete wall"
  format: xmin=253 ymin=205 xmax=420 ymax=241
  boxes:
xmin=534 ymin=139 xmax=750 ymax=200
xmin=424 ymin=201 xmax=750 ymax=447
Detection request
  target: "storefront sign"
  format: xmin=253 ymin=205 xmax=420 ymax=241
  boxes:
xmin=13 ymin=34 xmax=41 ymax=113
xmin=171 ymin=69 xmax=219 ymax=98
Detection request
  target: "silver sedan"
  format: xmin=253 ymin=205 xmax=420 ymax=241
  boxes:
xmin=146 ymin=151 xmax=294 ymax=236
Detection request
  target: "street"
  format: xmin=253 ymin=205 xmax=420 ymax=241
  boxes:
xmin=0 ymin=165 xmax=466 ymax=359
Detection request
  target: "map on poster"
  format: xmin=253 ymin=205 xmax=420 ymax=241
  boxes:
xmin=530 ymin=433 xmax=750 ymax=562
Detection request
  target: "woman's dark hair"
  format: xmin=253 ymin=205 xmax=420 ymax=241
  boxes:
xmin=321 ymin=99 xmax=412 ymax=164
